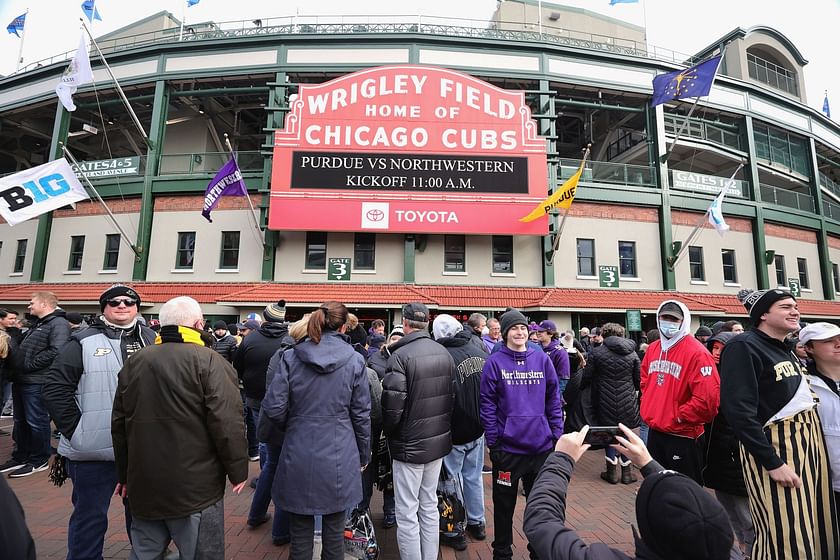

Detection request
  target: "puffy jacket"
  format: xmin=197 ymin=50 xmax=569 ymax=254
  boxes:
xmin=212 ymin=333 xmax=238 ymax=363
xmin=438 ymin=330 xmax=486 ymax=445
xmin=367 ymin=345 xmax=391 ymax=380
xmin=44 ymin=318 xmax=156 ymax=461
xmin=583 ymin=336 xmax=641 ymax=428
xmin=15 ymin=310 xmax=70 ymax=384
xmin=382 ymin=330 xmax=455 ymax=464
xmin=234 ymin=321 xmax=289 ymax=403
xmin=262 ymin=331 xmax=370 ymax=515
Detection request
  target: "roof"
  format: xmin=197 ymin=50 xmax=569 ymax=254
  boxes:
xmin=2 ymin=282 xmax=840 ymax=319
xmin=693 ymin=26 xmax=808 ymax=66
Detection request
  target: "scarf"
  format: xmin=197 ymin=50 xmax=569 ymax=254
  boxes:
xmin=155 ymin=325 xmax=212 ymax=347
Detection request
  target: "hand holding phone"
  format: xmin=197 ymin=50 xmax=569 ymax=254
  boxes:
xmin=582 ymin=426 xmax=620 ymax=446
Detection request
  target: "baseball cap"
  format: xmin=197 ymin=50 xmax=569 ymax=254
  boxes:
xmin=658 ymin=301 xmax=684 ymax=320
xmin=402 ymin=302 xmax=429 ymax=323
xmin=242 ymin=320 xmax=260 ymax=330
xmin=798 ymin=322 xmax=840 ymax=345
xmin=536 ymin=320 xmax=557 ymax=332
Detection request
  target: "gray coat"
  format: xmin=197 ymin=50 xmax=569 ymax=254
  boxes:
xmin=263 ymin=331 xmax=371 ymax=515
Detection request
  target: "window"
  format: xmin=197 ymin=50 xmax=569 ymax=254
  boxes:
xmin=492 ymin=236 xmax=514 ymax=273
xmin=746 ymin=51 xmax=798 ymax=96
xmin=103 ymin=234 xmax=120 ymax=270
xmin=797 ymin=257 xmax=809 ymax=289
xmin=354 ymin=233 xmax=375 ymax=270
xmin=68 ymin=236 xmax=85 ymax=271
xmin=175 ymin=232 xmax=196 ymax=269
xmin=722 ymin=249 xmax=738 ymax=283
xmin=219 ymin=231 xmax=240 ymax=269
xmin=13 ymin=239 xmax=27 ymax=273
xmin=444 ymin=235 xmax=465 ymax=272
xmin=688 ymin=246 xmax=704 ymax=281
xmin=305 ymin=232 xmax=327 ymax=270
xmin=576 ymin=238 xmax=595 ymax=276
xmin=833 ymin=263 xmax=840 ymax=294
xmin=774 ymin=254 xmax=786 ymax=287
xmin=618 ymin=241 xmax=637 ymax=278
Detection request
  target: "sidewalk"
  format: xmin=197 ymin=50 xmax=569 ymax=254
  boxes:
xmin=1 ymin=418 xmax=637 ymax=559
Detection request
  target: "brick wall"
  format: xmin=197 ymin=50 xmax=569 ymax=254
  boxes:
xmin=569 ymin=202 xmax=659 ymax=223
xmin=764 ymin=222 xmax=817 ymax=243
xmin=829 ymin=236 xmax=840 ymax=250
xmin=671 ymin=210 xmax=752 ymax=233
xmin=53 ymin=198 xmax=142 ymax=217
xmin=153 ymin=195 xmax=261 ymax=212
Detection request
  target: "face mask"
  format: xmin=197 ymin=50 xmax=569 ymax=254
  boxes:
xmin=659 ymin=320 xmax=682 ymax=338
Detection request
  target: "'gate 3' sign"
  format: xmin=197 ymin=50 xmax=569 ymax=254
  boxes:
xmin=270 ymin=65 xmax=548 ymax=235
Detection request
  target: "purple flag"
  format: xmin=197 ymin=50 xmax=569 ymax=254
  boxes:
xmin=202 ymin=158 xmax=248 ymax=222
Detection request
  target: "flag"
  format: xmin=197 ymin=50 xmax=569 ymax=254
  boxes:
xmin=519 ymin=159 xmax=586 ymax=222
xmin=650 ymin=55 xmax=722 ymax=107
xmin=610 ymin=0 xmax=639 ymax=4
xmin=707 ymin=186 xmax=729 ymax=235
xmin=6 ymin=12 xmax=26 ymax=37
xmin=55 ymin=34 xmax=93 ymax=112
xmin=81 ymin=1 xmax=102 ymax=22
xmin=0 ymin=159 xmax=90 ymax=226
xmin=187 ymin=0 xmax=201 ymax=6
xmin=202 ymin=158 xmax=248 ymax=222
xmin=823 ymin=92 xmax=831 ymax=119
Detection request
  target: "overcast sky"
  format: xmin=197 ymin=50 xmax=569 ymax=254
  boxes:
xmin=0 ymin=0 xmax=837 ymax=114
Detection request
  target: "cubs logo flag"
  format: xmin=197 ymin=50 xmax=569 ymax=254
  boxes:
xmin=519 ymin=159 xmax=585 ymax=222
xmin=650 ymin=55 xmax=722 ymax=107
xmin=0 ymin=159 xmax=90 ymax=226
xmin=56 ymin=34 xmax=93 ymax=112
xmin=202 ymin=158 xmax=248 ymax=222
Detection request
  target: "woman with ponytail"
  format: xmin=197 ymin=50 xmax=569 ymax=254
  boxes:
xmin=262 ymin=301 xmax=371 ymax=560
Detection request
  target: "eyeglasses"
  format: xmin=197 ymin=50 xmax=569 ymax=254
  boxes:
xmin=106 ymin=299 xmax=137 ymax=308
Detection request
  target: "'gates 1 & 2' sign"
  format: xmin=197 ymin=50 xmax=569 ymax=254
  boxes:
xmin=269 ymin=65 xmax=548 ymax=235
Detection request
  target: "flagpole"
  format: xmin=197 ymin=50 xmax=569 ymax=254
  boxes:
xmin=15 ymin=9 xmax=28 ymax=72
xmin=60 ymin=143 xmax=141 ymax=258
xmin=546 ymin=144 xmax=591 ymax=265
xmin=180 ymin=1 xmax=186 ymax=41
xmin=80 ymin=19 xmax=152 ymax=147
xmin=667 ymin=163 xmax=743 ymax=269
xmin=223 ymin=133 xmax=265 ymax=249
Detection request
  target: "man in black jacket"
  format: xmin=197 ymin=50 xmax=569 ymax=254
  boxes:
xmin=434 ymin=314 xmax=487 ymax=548
xmin=43 ymin=284 xmax=155 ymax=559
xmin=1 ymin=292 xmax=70 ymax=478
xmin=211 ymin=320 xmax=238 ymax=362
xmin=523 ymin=424 xmax=733 ymax=560
xmin=382 ymin=302 xmax=455 ymax=560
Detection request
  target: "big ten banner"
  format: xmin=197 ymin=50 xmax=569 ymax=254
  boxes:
xmin=270 ymin=65 xmax=549 ymax=235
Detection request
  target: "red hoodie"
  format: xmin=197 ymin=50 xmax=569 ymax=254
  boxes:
xmin=640 ymin=302 xmax=720 ymax=439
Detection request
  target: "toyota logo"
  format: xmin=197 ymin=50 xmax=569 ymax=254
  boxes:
xmin=366 ymin=209 xmax=385 ymax=222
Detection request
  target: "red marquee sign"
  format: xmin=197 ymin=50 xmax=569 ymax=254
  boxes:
xmin=269 ymin=65 xmax=548 ymax=235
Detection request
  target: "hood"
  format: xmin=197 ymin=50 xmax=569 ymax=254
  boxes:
xmin=292 ymin=331 xmax=357 ymax=374
xmin=496 ymin=343 xmax=539 ymax=363
xmin=603 ymin=335 xmax=636 ymax=355
xmin=706 ymin=331 xmax=736 ymax=352
xmin=438 ymin=330 xmax=472 ymax=348
xmin=657 ymin=299 xmax=692 ymax=352
xmin=258 ymin=321 xmax=289 ymax=339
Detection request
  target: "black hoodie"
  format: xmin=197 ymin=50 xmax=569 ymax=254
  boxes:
xmin=234 ymin=321 xmax=289 ymax=402
xmin=438 ymin=330 xmax=486 ymax=445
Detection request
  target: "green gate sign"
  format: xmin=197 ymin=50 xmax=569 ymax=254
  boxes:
xmin=599 ymin=265 xmax=619 ymax=288
xmin=626 ymin=309 xmax=642 ymax=332
xmin=328 ymin=258 xmax=351 ymax=281
xmin=788 ymin=278 xmax=801 ymax=298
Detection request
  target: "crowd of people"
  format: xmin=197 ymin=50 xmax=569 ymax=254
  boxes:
xmin=0 ymin=284 xmax=839 ymax=560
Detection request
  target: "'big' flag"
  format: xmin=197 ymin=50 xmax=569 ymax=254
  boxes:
xmin=202 ymin=158 xmax=248 ymax=222
xmin=650 ymin=55 xmax=722 ymax=107
xmin=0 ymin=159 xmax=90 ymax=226
xmin=519 ymin=159 xmax=586 ymax=222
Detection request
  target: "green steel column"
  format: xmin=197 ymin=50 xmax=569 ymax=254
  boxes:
xmin=808 ymin=137 xmax=835 ymax=299
xmin=132 ymin=80 xmax=169 ymax=280
xmin=261 ymin=72 xmax=289 ymax=281
xmin=744 ymin=116 xmax=769 ymax=289
xmin=30 ymin=104 xmax=71 ymax=282
xmin=539 ymin=80 xmax=558 ymax=287
xmin=648 ymin=104 xmax=676 ymax=290
xmin=404 ymin=235 xmax=416 ymax=283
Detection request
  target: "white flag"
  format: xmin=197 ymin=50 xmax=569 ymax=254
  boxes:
xmin=55 ymin=34 xmax=93 ymax=112
xmin=0 ymin=159 xmax=89 ymax=226
xmin=708 ymin=186 xmax=730 ymax=235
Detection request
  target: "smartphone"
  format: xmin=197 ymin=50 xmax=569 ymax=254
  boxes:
xmin=583 ymin=426 xmax=621 ymax=446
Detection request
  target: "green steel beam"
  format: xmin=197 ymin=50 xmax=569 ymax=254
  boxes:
xmin=170 ymin=87 xmax=270 ymax=98
xmin=809 ymin=137 xmax=835 ymax=299
xmin=649 ymin=104 xmax=676 ymax=290
xmin=554 ymin=98 xmax=644 ymax=113
xmin=260 ymin=72 xmax=287 ymax=281
xmin=30 ymin=104 xmax=71 ymax=282
xmin=744 ymin=116 xmax=769 ymax=289
xmin=132 ymin=80 xmax=169 ymax=280
xmin=540 ymin=80 xmax=558 ymax=287
xmin=404 ymin=235 xmax=416 ymax=283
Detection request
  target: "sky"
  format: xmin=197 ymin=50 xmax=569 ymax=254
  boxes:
xmin=0 ymin=0 xmax=837 ymax=114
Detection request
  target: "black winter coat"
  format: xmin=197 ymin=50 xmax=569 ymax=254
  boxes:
xmin=438 ymin=331 xmax=486 ymax=445
xmin=382 ymin=330 xmax=455 ymax=464
xmin=367 ymin=346 xmax=391 ymax=380
xmin=212 ymin=333 xmax=238 ymax=363
xmin=15 ymin=310 xmax=70 ymax=384
xmin=583 ymin=336 xmax=640 ymax=427
xmin=234 ymin=322 xmax=289 ymax=402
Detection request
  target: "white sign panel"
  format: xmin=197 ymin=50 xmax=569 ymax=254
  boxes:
xmin=72 ymin=157 xmax=140 ymax=178
xmin=0 ymin=159 xmax=90 ymax=226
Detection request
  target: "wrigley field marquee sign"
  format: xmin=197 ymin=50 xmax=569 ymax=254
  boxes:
xmin=270 ymin=66 xmax=549 ymax=235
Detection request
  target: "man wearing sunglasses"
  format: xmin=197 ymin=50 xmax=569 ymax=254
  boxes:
xmin=43 ymin=285 xmax=156 ymax=560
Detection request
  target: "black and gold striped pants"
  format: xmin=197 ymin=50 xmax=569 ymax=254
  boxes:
xmin=740 ymin=408 xmax=839 ymax=560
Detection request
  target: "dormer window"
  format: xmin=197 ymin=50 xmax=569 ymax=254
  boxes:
xmin=747 ymin=47 xmax=798 ymax=96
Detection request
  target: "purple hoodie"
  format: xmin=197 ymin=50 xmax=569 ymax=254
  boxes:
xmin=480 ymin=344 xmax=564 ymax=455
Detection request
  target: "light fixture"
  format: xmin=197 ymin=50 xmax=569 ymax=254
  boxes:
xmin=765 ymin=250 xmax=776 ymax=265
xmin=198 ymin=104 xmax=205 ymax=114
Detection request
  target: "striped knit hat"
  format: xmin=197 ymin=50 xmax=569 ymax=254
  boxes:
xmin=263 ymin=299 xmax=287 ymax=322
xmin=737 ymin=288 xmax=795 ymax=323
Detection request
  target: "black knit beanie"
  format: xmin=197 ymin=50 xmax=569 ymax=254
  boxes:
xmin=635 ymin=470 xmax=733 ymax=560
xmin=738 ymin=288 xmax=795 ymax=324
xmin=99 ymin=285 xmax=141 ymax=312
xmin=499 ymin=309 xmax=528 ymax=341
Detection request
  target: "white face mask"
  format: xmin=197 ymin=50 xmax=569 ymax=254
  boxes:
xmin=659 ymin=320 xmax=681 ymax=338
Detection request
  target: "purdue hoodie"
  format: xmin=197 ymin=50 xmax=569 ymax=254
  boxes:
xmin=640 ymin=300 xmax=720 ymax=439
